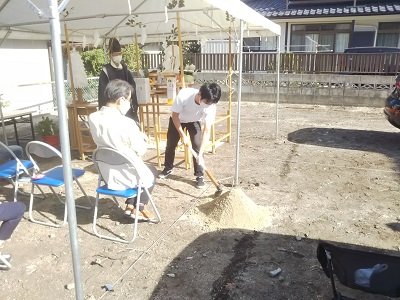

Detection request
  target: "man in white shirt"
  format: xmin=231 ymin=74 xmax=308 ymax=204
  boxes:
xmin=89 ymin=79 xmax=156 ymax=221
xmin=158 ymin=83 xmax=221 ymax=188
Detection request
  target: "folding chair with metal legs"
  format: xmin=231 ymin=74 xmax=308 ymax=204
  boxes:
xmin=93 ymin=179 xmax=161 ymax=244
xmin=0 ymin=141 xmax=45 ymax=202
xmin=0 ymin=252 xmax=11 ymax=269
xmin=92 ymin=147 xmax=161 ymax=243
xmin=26 ymin=141 xmax=92 ymax=228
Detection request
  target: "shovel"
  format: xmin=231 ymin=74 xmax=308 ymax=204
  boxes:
xmin=187 ymin=145 xmax=224 ymax=193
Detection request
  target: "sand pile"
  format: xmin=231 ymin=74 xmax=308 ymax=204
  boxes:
xmin=191 ymin=188 xmax=271 ymax=231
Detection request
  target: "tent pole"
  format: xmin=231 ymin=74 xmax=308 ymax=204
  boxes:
xmin=276 ymin=35 xmax=281 ymax=139
xmin=0 ymin=105 xmax=8 ymax=145
xmin=135 ymin=33 xmax=140 ymax=76
xmin=234 ymin=19 xmax=244 ymax=187
xmin=48 ymin=1 xmax=84 ymax=299
xmin=228 ymin=27 xmax=232 ymax=143
xmin=177 ymin=12 xmax=185 ymax=88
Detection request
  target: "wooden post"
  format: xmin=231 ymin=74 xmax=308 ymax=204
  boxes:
xmin=176 ymin=12 xmax=185 ymax=88
xmin=64 ymin=23 xmax=85 ymax=160
xmin=135 ymin=33 xmax=140 ymax=76
xmin=77 ymin=88 xmax=83 ymax=103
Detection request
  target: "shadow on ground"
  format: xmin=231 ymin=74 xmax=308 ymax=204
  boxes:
xmin=288 ymin=128 xmax=400 ymax=157
xmin=288 ymin=127 xmax=400 ymax=174
xmin=149 ymin=229 xmax=400 ymax=300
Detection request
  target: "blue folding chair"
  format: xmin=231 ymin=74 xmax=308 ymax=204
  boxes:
xmin=92 ymin=147 xmax=161 ymax=243
xmin=25 ymin=141 xmax=92 ymax=227
xmin=0 ymin=141 xmax=36 ymax=202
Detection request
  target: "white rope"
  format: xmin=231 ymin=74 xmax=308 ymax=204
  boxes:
xmin=127 ymin=0 xmax=131 ymax=15
xmin=164 ymin=0 xmax=168 ymax=23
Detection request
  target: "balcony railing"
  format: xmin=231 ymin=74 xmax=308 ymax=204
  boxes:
xmin=142 ymin=52 xmax=400 ymax=75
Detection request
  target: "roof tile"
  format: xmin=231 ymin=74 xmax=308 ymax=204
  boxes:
xmin=242 ymin=0 xmax=400 ymax=18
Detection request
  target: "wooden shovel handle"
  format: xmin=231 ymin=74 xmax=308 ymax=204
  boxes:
xmin=187 ymin=145 xmax=222 ymax=191
xmin=204 ymin=169 xmax=223 ymax=191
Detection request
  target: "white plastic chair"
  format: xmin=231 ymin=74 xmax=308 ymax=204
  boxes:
xmin=92 ymin=147 xmax=161 ymax=243
xmin=25 ymin=141 xmax=92 ymax=227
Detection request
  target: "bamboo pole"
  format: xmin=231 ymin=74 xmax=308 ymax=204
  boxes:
xmin=64 ymin=23 xmax=85 ymax=160
xmin=176 ymin=12 xmax=185 ymax=88
xmin=135 ymin=33 xmax=140 ymax=76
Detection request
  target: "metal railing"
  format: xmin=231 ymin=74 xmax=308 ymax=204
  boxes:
xmin=142 ymin=52 xmax=400 ymax=75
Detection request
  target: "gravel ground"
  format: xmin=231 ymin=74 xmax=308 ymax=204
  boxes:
xmin=1 ymin=100 xmax=400 ymax=300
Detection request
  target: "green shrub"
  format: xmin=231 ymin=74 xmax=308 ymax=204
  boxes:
xmin=81 ymin=49 xmax=105 ymax=77
xmin=36 ymin=116 xmax=59 ymax=136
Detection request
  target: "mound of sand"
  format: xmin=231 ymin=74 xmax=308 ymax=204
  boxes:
xmin=191 ymin=188 xmax=271 ymax=231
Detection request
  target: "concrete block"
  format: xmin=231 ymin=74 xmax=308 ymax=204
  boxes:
xmin=265 ymin=87 xmax=275 ymax=94
xmin=345 ymin=75 xmax=361 ymax=84
xmin=302 ymin=88 xmax=315 ymax=96
xmin=329 ymin=96 xmax=347 ymax=106
xmin=360 ymin=75 xmax=378 ymax=84
xmin=331 ymin=89 xmax=344 ymax=97
xmin=317 ymin=74 xmax=332 ymax=82
xmin=344 ymin=90 xmax=359 ymax=97
xmin=252 ymin=85 xmax=264 ymax=94
xmin=288 ymin=88 xmax=302 ymax=95
xmin=301 ymin=74 xmax=315 ymax=83
xmin=264 ymin=74 xmax=277 ymax=81
xmin=314 ymin=89 xmax=330 ymax=97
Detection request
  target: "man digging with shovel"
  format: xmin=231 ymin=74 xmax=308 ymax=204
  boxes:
xmin=158 ymin=83 xmax=221 ymax=189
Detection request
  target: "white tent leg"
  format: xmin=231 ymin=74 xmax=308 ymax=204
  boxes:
xmin=234 ymin=19 xmax=244 ymax=187
xmin=0 ymin=105 xmax=8 ymax=145
xmin=48 ymin=0 xmax=84 ymax=299
xmin=276 ymin=35 xmax=281 ymax=139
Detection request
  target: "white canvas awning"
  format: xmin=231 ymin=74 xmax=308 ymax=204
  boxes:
xmin=0 ymin=0 xmax=280 ymax=44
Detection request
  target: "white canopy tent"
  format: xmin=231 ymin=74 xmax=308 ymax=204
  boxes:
xmin=0 ymin=0 xmax=280 ymax=43
xmin=0 ymin=1 xmax=281 ymax=298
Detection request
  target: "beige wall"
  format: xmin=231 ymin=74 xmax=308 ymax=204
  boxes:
xmin=196 ymin=72 xmax=396 ymax=107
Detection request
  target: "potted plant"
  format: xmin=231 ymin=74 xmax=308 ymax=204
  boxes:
xmin=35 ymin=116 xmax=60 ymax=149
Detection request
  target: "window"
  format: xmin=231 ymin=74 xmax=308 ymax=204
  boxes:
xmin=290 ymin=23 xmax=351 ymax=52
xmin=377 ymin=22 xmax=400 ymax=48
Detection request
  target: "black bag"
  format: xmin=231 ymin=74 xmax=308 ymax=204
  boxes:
xmin=317 ymin=242 xmax=400 ymax=299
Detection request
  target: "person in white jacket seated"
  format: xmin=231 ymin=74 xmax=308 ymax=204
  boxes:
xmin=89 ymin=79 xmax=157 ymax=221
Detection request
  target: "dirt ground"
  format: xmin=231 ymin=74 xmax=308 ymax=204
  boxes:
xmin=1 ymin=100 xmax=400 ymax=300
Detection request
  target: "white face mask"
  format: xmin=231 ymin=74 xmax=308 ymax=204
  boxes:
xmin=118 ymin=98 xmax=131 ymax=115
xmin=112 ymin=55 xmax=122 ymax=64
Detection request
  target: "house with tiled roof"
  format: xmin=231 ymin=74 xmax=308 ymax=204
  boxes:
xmin=242 ymin=0 xmax=400 ymax=53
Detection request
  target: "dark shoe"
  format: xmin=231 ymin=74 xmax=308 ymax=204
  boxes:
xmin=158 ymin=168 xmax=172 ymax=179
xmin=196 ymin=176 xmax=205 ymax=189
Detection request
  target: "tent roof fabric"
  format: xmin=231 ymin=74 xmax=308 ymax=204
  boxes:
xmin=0 ymin=0 xmax=280 ymax=44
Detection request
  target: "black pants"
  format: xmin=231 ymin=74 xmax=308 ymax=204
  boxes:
xmin=164 ymin=117 xmax=203 ymax=177
xmin=126 ymin=165 xmax=158 ymax=206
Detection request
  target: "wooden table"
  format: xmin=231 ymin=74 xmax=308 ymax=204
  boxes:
xmin=1 ymin=109 xmax=36 ymax=145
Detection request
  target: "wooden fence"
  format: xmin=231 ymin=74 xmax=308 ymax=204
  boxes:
xmin=142 ymin=52 xmax=400 ymax=75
